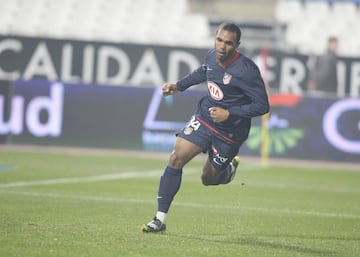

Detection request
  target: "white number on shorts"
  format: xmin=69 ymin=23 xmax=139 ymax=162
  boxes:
xmin=186 ymin=116 xmax=201 ymax=131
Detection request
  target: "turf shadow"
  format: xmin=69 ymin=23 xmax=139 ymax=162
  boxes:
xmin=167 ymin=233 xmax=337 ymax=256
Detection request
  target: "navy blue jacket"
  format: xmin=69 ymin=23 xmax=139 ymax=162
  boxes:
xmin=176 ymin=49 xmax=270 ymax=143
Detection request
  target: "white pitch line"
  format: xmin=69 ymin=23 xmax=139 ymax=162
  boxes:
xmin=180 ymin=202 xmax=360 ymax=219
xmin=0 ymin=170 xmax=162 ymax=188
xmin=0 ymin=168 xmax=200 ymax=188
xmin=1 ymin=189 xmax=359 ymax=220
xmin=232 ymin=180 xmax=360 ymax=194
xmin=1 ymin=168 xmax=359 ymax=220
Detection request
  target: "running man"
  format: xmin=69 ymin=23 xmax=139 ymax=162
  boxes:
xmin=142 ymin=22 xmax=270 ymax=233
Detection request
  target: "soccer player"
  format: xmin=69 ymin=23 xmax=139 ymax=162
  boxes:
xmin=142 ymin=23 xmax=270 ymax=233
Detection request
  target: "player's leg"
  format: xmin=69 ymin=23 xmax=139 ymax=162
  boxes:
xmin=201 ymin=158 xmax=223 ymax=185
xmin=156 ymin=137 xmax=203 ymax=219
xmin=142 ymin=137 xmax=203 ymax=233
xmin=142 ymin=116 xmax=206 ymax=233
xmin=201 ymin=139 xmax=240 ymax=186
xmin=168 ymin=136 xmax=204 ymax=169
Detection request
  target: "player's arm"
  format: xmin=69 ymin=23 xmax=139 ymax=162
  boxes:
xmin=162 ymin=83 xmax=178 ymax=96
xmin=208 ymin=107 xmax=230 ymax=123
xmin=229 ymin=65 xmax=270 ymax=118
xmin=230 ymin=79 xmax=269 ymax=118
xmin=162 ymin=65 xmax=207 ymax=97
xmin=176 ymin=64 xmax=207 ymax=91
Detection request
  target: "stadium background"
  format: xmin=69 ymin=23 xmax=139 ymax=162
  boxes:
xmin=0 ymin=0 xmax=359 ymax=164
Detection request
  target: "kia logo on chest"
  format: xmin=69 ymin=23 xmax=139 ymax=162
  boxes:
xmin=207 ymin=81 xmax=224 ymax=100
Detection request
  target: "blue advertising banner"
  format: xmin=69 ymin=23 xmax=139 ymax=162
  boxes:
xmin=0 ymin=36 xmax=359 ymax=97
xmin=1 ymin=80 xmax=359 ymax=163
xmin=245 ymin=95 xmax=360 ymax=162
xmin=3 ymin=80 xmax=153 ymax=148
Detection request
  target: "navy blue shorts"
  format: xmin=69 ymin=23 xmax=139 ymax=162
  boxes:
xmin=178 ymin=116 xmax=243 ymax=170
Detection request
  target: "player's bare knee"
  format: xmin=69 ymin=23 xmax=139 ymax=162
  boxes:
xmin=168 ymin=151 xmax=185 ymax=169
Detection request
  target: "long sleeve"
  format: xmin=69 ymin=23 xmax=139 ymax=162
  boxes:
xmin=176 ymin=65 xmax=207 ymax=91
xmin=228 ymin=65 xmax=270 ymax=119
xmin=229 ymin=81 xmax=269 ymax=119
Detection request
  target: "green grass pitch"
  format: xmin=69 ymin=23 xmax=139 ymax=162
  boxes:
xmin=0 ymin=148 xmax=359 ymax=257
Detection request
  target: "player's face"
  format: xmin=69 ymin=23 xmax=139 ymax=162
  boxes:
xmin=214 ymin=29 xmax=239 ymax=65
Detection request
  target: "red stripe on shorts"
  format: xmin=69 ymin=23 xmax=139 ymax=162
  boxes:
xmin=196 ymin=116 xmax=240 ymax=144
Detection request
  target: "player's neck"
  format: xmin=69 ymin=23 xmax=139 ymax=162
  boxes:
xmin=217 ymin=51 xmax=240 ymax=68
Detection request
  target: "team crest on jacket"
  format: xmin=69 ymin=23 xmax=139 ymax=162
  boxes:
xmin=223 ymin=72 xmax=232 ymax=85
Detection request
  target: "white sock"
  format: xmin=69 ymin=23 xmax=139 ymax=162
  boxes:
xmin=156 ymin=211 xmax=167 ymax=224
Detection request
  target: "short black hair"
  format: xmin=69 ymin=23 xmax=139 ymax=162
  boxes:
xmin=328 ymin=36 xmax=338 ymax=44
xmin=218 ymin=23 xmax=242 ymax=43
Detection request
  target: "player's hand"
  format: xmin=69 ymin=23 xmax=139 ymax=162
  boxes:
xmin=208 ymin=107 xmax=230 ymax=123
xmin=162 ymin=83 xmax=178 ymax=96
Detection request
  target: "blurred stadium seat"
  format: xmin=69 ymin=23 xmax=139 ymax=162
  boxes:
xmin=275 ymin=0 xmax=304 ymax=24
xmin=0 ymin=0 xmax=359 ymax=57
xmin=0 ymin=0 xmax=211 ymax=46
xmin=37 ymin=0 xmax=75 ymax=38
xmin=276 ymin=0 xmax=360 ymax=57
xmin=0 ymin=0 xmax=20 ymax=35
xmin=8 ymin=0 xmax=48 ymax=36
